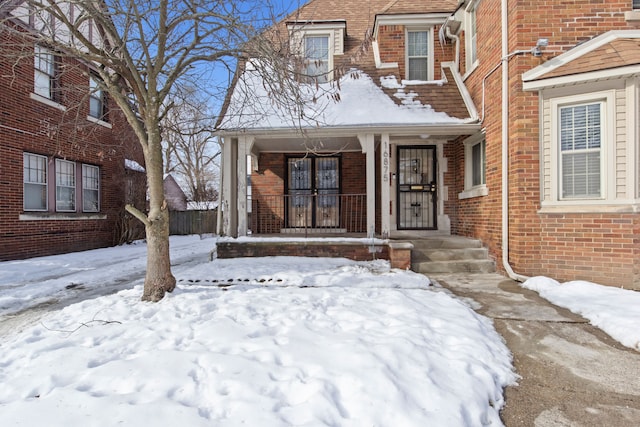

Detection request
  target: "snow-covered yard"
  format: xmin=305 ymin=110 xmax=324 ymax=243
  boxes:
xmin=0 ymin=235 xmax=638 ymax=425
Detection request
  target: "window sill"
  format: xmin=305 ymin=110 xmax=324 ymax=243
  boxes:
xmin=458 ymin=185 xmax=488 ymax=200
xmin=625 ymin=11 xmax=640 ymax=22
xmin=20 ymin=212 xmax=107 ymax=221
xmin=30 ymin=93 xmax=66 ymax=111
xmin=87 ymin=115 xmax=112 ymax=128
xmin=538 ymin=202 xmax=640 ymax=214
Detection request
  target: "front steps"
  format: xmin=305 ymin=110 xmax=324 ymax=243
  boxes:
xmin=406 ymin=236 xmax=496 ymax=274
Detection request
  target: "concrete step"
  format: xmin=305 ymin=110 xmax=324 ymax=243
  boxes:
xmin=412 ymin=259 xmax=496 ymax=274
xmin=412 ymin=247 xmax=489 ymax=262
xmin=408 ymin=236 xmax=484 ymax=250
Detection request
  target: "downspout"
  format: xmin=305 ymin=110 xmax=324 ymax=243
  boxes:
xmin=216 ymin=136 xmax=224 ymax=236
xmin=446 ymin=25 xmax=460 ymax=70
xmin=501 ymin=0 xmax=529 ymax=282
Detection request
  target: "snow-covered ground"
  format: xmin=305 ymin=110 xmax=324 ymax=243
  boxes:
xmin=0 ymin=235 xmax=638 ymax=425
xmin=0 ymin=236 xmax=516 ymax=426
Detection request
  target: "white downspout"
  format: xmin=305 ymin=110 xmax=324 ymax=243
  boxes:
xmin=216 ymin=137 xmax=224 ymax=235
xmin=501 ymin=0 xmax=529 ymax=282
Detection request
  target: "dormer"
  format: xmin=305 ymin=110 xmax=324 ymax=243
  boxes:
xmin=287 ymin=20 xmax=346 ymax=83
xmin=373 ymin=12 xmax=452 ymax=81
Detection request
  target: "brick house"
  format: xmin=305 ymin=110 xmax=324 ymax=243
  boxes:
xmin=0 ymin=6 xmax=146 ymax=260
xmin=215 ymin=0 xmax=640 ymax=289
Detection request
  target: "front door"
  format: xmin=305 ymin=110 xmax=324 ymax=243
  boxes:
xmin=397 ymin=146 xmax=437 ymax=230
xmin=287 ymin=156 xmax=340 ymax=228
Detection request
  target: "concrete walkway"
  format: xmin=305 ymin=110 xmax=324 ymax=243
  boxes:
xmin=430 ymin=273 xmax=640 ymax=427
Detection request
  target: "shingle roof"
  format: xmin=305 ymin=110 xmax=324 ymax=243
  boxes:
xmin=542 ymin=38 xmax=640 ymax=79
xmin=378 ymin=0 xmax=459 ymax=15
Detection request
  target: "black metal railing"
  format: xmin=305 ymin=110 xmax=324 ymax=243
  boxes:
xmin=251 ymin=194 xmax=367 ymax=235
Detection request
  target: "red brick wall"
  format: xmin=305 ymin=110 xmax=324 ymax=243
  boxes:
xmin=455 ymin=0 xmax=640 ymax=288
xmin=0 ymin=26 xmax=144 ymax=260
xmin=377 ymin=24 xmax=455 ymax=80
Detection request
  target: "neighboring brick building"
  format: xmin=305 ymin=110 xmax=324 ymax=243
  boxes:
xmin=0 ymin=8 xmax=145 ymax=260
xmin=216 ymin=0 xmax=640 ymax=289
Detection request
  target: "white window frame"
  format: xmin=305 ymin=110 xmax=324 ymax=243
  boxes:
xmin=303 ymin=34 xmax=331 ymax=83
xmin=548 ymin=91 xmax=615 ymax=206
xmin=55 ymin=159 xmax=76 ymax=212
xmin=23 ymin=153 xmax=48 ymax=211
xmin=464 ymin=1 xmax=479 ymax=75
xmin=34 ymin=45 xmax=56 ymax=100
xmin=89 ymin=75 xmax=106 ymax=121
xmin=459 ymin=133 xmax=488 ymax=199
xmin=405 ymin=27 xmax=433 ymax=81
xmin=82 ymin=164 xmax=100 ymax=212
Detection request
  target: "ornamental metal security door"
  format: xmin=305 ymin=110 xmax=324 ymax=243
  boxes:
xmin=397 ymin=146 xmax=437 ymax=230
xmin=287 ymin=157 xmax=340 ymax=228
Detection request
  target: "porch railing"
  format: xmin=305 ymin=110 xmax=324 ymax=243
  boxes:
xmin=251 ymin=194 xmax=367 ymax=235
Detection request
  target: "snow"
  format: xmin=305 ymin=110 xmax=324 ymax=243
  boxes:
xmin=124 ymin=158 xmax=145 ymax=173
xmin=522 ymin=276 xmax=640 ymax=351
xmin=219 ymin=65 xmax=462 ymax=130
xmin=0 ymin=236 xmax=515 ymax=426
xmin=2 ymin=236 xmax=638 ymax=425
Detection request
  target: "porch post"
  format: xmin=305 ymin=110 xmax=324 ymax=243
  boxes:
xmin=358 ymin=133 xmax=376 ymax=236
xmin=221 ymin=137 xmax=238 ymax=237
xmin=380 ymin=134 xmax=391 ymax=238
xmin=237 ymin=136 xmax=255 ymax=237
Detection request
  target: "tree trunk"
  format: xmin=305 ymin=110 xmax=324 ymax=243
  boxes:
xmin=142 ymin=206 xmax=176 ymax=302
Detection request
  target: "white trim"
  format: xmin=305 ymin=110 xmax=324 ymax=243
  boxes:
xmin=373 ymin=13 xmax=451 ymax=38
xmin=372 ymin=41 xmax=398 ymax=69
xmin=522 ymin=30 xmax=640 ymax=83
xmin=464 ymin=0 xmax=479 ymax=73
xmin=20 ymin=213 xmax=107 ymax=220
xmin=86 ymin=115 xmax=112 ymax=128
xmin=460 ymin=132 xmax=487 ymax=198
xmin=442 ymin=62 xmax=479 ymax=120
xmin=548 ymin=90 xmax=615 ymax=205
xmin=405 ymin=27 xmax=434 ymax=81
xmin=523 ymin=65 xmax=640 ymax=91
xmin=30 ymin=92 xmax=66 ymax=111
xmin=538 ymin=203 xmax=640 ymax=214
xmin=458 ymin=185 xmax=488 ymax=199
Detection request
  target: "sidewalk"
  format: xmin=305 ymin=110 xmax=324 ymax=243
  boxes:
xmin=431 ymin=273 xmax=640 ymax=427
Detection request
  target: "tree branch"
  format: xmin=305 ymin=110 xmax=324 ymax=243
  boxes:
xmin=125 ymin=203 xmax=151 ymax=227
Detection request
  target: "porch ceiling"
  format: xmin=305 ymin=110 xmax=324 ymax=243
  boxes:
xmin=252 ymin=136 xmax=361 ymax=153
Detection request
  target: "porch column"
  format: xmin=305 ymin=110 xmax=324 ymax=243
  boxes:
xmin=358 ymin=133 xmax=376 ymax=236
xmin=237 ymin=136 xmax=255 ymax=237
xmin=221 ymin=137 xmax=238 ymax=237
xmin=380 ymin=133 xmax=391 ymax=238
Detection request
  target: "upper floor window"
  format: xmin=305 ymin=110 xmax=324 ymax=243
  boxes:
xmin=465 ymin=1 xmax=479 ymax=71
xmin=89 ymin=75 xmax=107 ymax=121
xmin=34 ymin=45 xmax=57 ymax=100
xmin=634 ymin=0 xmax=640 ymax=10
xmin=407 ymin=30 xmax=429 ymax=80
xmin=559 ymin=103 xmax=602 ymax=199
xmin=304 ymin=35 xmax=330 ymax=83
xmin=23 ymin=153 xmax=48 ymax=211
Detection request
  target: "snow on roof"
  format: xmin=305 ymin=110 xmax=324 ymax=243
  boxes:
xmin=125 ymin=159 xmax=145 ymax=173
xmin=218 ymin=62 xmax=463 ymax=131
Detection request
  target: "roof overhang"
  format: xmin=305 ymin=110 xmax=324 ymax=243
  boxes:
xmin=373 ymin=13 xmax=451 ymax=39
xmin=522 ymin=30 xmax=640 ymax=91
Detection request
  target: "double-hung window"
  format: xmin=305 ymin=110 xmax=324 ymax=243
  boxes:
xmin=471 ymin=138 xmax=486 ymax=187
xmin=82 ymin=164 xmax=100 ymax=212
xmin=459 ymin=134 xmax=488 ymax=199
xmin=56 ymin=159 xmax=76 ymax=212
xmin=89 ymin=76 xmax=107 ymax=121
xmin=465 ymin=1 xmax=479 ymax=71
xmin=23 ymin=153 xmax=48 ymax=211
xmin=34 ymin=45 xmax=57 ymax=100
xmin=304 ymin=35 xmax=330 ymax=83
xmin=634 ymin=0 xmax=640 ymax=10
xmin=559 ymin=103 xmax=602 ymax=199
xmin=407 ymin=30 xmax=429 ymax=80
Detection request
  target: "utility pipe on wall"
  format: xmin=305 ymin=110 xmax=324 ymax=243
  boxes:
xmin=501 ymin=0 xmax=529 ymax=282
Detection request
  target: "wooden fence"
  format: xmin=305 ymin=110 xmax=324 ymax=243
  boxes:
xmin=169 ymin=210 xmax=217 ymax=235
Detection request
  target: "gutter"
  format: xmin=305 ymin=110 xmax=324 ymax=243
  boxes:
xmin=501 ymin=0 xmax=529 ymax=282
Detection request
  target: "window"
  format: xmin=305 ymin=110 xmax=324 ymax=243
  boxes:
xmin=471 ymin=138 xmax=486 ymax=187
xmin=89 ymin=76 xmax=107 ymax=120
xmin=634 ymin=0 xmax=640 ymax=10
xmin=559 ymin=103 xmax=602 ymax=199
xmin=23 ymin=153 xmax=48 ymax=211
xmin=459 ymin=134 xmax=488 ymax=199
xmin=304 ymin=35 xmax=330 ymax=83
xmin=407 ymin=30 xmax=429 ymax=80
xmin=34 ymin=45 xmax=57 ymax=100
xmin=82 ymin=164 xmax=100 ymax=212
xmin=56 ymin=159 xmax=76 ymax=212
xmin=465 ymin=2 xmax=478 ymax=71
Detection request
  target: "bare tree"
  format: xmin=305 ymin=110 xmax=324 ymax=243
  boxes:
xmin=163 ymin=87 xmax=220 ymax=208
xmin=1 ymin=0 xmax=302 ymax=301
